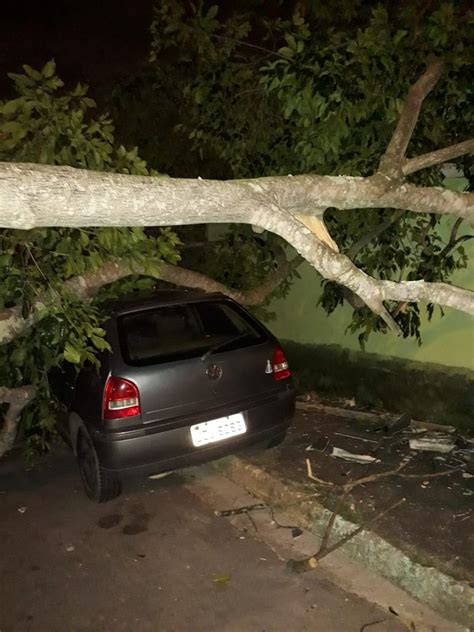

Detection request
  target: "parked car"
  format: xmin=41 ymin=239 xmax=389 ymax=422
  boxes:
xmin=53 ymin=291 xmax=295 ymax=502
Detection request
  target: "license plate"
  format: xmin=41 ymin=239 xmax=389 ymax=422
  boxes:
xmin=190 ymin=414 xmax=247 ymax=447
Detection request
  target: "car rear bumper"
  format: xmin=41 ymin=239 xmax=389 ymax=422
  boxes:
xmin=92 ymin=387 xmax=295 ymax=478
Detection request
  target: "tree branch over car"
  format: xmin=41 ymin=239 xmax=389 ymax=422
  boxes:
xmin=1 ymin=61 xmax=473 ymax=331
xmin=0 ymin=2 xmax=472 ymax=459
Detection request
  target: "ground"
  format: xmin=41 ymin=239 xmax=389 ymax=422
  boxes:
xmin=266 ymin=407 xmax=474 ymax=581
xmin=0 ymin=450 xmax=408 ymax=632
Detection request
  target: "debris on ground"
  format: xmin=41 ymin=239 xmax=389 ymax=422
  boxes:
xmin=215 ymin=503 xmax=266 ymax=517
xmin=17 ymin=506 xmax=27 ymax=513
xmin=305 ymin=435 xmax=330 ymax=452
xmin=287 ymin=495 xmax=406 ymax=574
xmin=148 ymin=471 xmax=173 ymax=480
xmin=212 ymin=574 xmax=231 ymax=586
xmin=296 ymin=392 xmax=473 ymax=467
xmin=410 ymin=420 xmax=456 ymax=433
xmin=333 ymin=432 xmax=378 ymax=445
xmin=375 ymin=413 xmax=411 ymax=435
xmin=409 ymin=433 xmax=455 ymax=453
xmin=331 ymin=447 xmax=380 ymax=464
xmin=280 ymin=395 xmax=474 ymax=580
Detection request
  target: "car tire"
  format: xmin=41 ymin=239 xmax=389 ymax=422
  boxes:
xmin=76 ymin=430 xmax=122 ymax=503
xmin=266 ymin=431 xmax=287 ymax=449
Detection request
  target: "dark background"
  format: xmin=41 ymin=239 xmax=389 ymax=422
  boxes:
xmin=1 ymin=0 xmax=155 ymax=96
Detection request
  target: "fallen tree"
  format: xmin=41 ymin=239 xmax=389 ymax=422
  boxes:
xmin=0 ymin=52 xmax=472 ymax=457
xmin=1 ymin=61 xmax=473 ymax=331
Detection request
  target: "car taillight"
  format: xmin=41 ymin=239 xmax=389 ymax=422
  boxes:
xmin=103 ymin=376 xmax=140 ymax=420
xmin=272 ymin=347 xmax=291 ymax=381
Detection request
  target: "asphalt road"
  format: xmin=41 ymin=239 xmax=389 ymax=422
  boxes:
xmin=0 ymin=452 xmax=407 ymax=632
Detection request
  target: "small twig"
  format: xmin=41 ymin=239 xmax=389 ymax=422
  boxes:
xmin=306 ymin=458 xmax=335 ymax=487
xmin=439 ymin=218 xmax=473 ymax=260
xmin=341 ymin=462 xmax=409 ymax=493
xmin=269 ymin=507 xmax=299 ymax=531
xmin=348 ymin=210 xmax=404 ymax=259
xmin=214 ymin=503 xmax=266 ymax=517
xmin=360 ymin=619 xmax=387 ymax=632
xmin=334 ymin=432 xmax=378 ymax=445
xmin=246 ymin=511 xmax=259 ymax=534
xmin=306 ymin=458 xmax=460 ymax=493
xmin=398 ymin=467 xmax=461 ymax=480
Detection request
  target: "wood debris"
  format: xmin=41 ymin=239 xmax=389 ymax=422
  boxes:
xmin=331 ymin=447 xmax=380 ymax=464
xmin=409 ymin=433 xmax=455 ymax=453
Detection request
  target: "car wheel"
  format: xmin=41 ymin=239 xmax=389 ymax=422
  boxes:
xmin=267 ymin=431 xmax=287 ymax=449
xmin=76 ymin=430 xmax=122 ymax=503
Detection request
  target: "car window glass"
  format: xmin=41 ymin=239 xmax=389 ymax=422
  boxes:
xmin=119 ymin=301 xmax=265 ymax=366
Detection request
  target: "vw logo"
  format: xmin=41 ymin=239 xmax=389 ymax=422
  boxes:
xmin=206 ymin=364 xmax=223 ymax=381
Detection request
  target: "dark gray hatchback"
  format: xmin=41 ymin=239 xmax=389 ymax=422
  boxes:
xmin=56 ymin=291 xmax=295 ymax=502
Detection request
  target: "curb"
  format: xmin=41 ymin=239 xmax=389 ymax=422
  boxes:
xmin=211 ymin=455 xmax=474 ymax=629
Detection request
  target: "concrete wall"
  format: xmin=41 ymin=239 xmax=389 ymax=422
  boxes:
xmin=267 ymin=193 xmax=474 ymax=372
xmin=268 ymin=248 xmax=474 ymax=371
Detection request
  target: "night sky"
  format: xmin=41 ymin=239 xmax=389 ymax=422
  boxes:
xmin=1 ymin=0 xmax=155 ymax=96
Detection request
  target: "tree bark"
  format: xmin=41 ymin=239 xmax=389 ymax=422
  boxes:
xmin=0 ymin=386 xmax=37 ymax=458
xmin=0 ymin=255 xmax=301 ymax=346
xmin=1 ymin=163 xmax=472 ymax=227
xmin=0 ymin=62 xmax=473 ymax=343
xmin=378 ymin=58 xmax=445 ymax=177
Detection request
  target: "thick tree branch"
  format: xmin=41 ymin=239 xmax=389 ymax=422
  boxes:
xmin=0 ymin=254 xmax=301 ymax=346
xmin=402 ymin=139 xmax=474 ymax=176
xmin=377 ymin=279 xmax=474 ymax=312
xmin=379 ymin=58 xmax=445 ymax=177
xmin=0 ymin=386 xmax=36 ymax=458
xmin=0 ymin=163 xmax=472 ymax=341
xmin=254 ymin=210 xmax=474 ymax=331
xmin=0 ymin=163 xmax=472 ymax=226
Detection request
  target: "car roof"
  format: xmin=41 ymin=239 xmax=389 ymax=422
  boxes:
xmin=103 ymin=290 xmax=229 ymax=317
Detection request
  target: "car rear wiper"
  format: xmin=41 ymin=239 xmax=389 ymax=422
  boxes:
xmin=201 ymin=332 xmax=253 ymax=362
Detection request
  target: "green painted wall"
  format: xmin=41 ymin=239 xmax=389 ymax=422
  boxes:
xmin=268 ymin=251 xmax=474 ymax=370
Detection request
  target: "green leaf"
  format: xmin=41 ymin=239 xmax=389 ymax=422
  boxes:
xmin=278 ymin=47 xmax=295 ymax=58
xmin=90 ymin=334 xmax=110 ymax=351
xmin=207 ymin=5 xmax=218 ymax=19
xmin=42 ymin=60 xmax=56 ymax=78
xmin=63 ymin=344 xmax=82 ymax=364
xmin=0 ymin=121 xmax=27 ymax=141
xmin=22 ymin=64 xmax=42 ymax=80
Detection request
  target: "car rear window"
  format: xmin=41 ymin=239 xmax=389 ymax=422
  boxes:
xmin=118 ymin=300 xmax=267 ymax=366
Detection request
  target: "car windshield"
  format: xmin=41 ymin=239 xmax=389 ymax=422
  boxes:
xmin=118 ymin=300 xmax=265 ymax=366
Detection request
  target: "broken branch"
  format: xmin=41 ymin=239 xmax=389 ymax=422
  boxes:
xmin=306 ymin=458 xmax=335 ymax=487
xmin=0 ymin=253 xmax=300 ymax=346
xmin=287 ymin=498 xmax=406 ymax=573
xmin=0 ymin=385 xmax=37 ymax=458
xmin=317 ymin=497 xmax=406 ymax=560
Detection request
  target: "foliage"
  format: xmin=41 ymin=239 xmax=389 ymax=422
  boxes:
xmin=0 ymin=61 xmax=181 ymax=459
xmin=179 ymin=224 xmax=301 ymax=321
xmin=149 ymin=0 xmax=473 ymax=343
